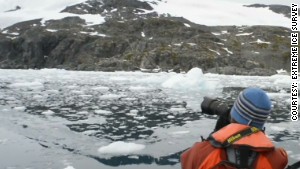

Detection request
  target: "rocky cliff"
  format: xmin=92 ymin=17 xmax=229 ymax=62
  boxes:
xmin=0 ymin=0 xmax=297 ymax=75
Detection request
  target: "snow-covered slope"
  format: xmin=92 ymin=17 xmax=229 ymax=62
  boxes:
xmin=151 ymin=0 xmax=290 ymax=27
xmin=0 ymin=0 xmax=291 ymax=29
xmin=0 ymin=0 xmax=104 ymax=28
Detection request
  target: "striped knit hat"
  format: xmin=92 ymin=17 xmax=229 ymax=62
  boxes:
xmin=230 ymin=87 xmax=272 ymax=129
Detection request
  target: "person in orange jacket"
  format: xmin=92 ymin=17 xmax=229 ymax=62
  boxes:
xmin=181 ymin=87 xmax=288 ymax=169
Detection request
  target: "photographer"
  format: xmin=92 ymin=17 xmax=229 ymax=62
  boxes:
xmin=181 ymin=87 xmax=288 ymax=169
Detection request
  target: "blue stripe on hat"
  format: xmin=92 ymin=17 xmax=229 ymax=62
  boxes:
xmin=230 ymin=87 xmax=272 ymax=129
xmin=236 ymin=94 xmax=269 ymax=121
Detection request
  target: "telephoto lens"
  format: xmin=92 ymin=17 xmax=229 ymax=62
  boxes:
xmin=201 ymin=97 xmax=230 ymax=116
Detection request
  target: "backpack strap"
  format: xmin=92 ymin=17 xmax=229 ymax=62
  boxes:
xmin=207 ymin=126 xmax=261 ymax=168
xmin=226 ymin=146 xmax=258 ymax=168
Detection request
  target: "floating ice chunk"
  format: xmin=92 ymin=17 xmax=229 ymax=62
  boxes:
xmin=98 ymin=141 xmax=145 ymax=154
xmin=134 ymin=116 xmax=146 ymax=120
xmin=100 ymin=94 xmax=125 ymax=100
xmin=162 ymin=67 xmax=212 ymax=91
xmin=1 ymin=108 xmax=9 ymax=112
xmin=91 ymin=86 xmax=109 ymax=91
xmin=139 ymin=134 xmax=148 ymax=138
xmin=266 ymin=135 xmax=275 ymax=139
xmin=61 ymin=108 xmax=72 ymax=111
xmin=137 ymin=125 xmax=145 ymax=129
xmin=13 ymin=106 xmax=26 ymax=111
xmin=159 ymin=112 xmax=168 ymax=115
xmin=169 ymin=107 xmax=186 ymax=113
xmin=42 ymin=110 xmax=55 ymax=115
xmin=9 ymin=81 xmax=44 ymax=90
xmin=46 ymin=90 xmax=59 ymax=94
xmin=127 ymin=109 xmax=138 ymax=116
xmin=95 ymin=110 xmax=112 ymax=115
xmin=66 ymin=85 xmax=78 ymax=89
xmin=122 ymin=97 xmax=138 ymax=101
xmin=71 ymin=90 xmax=84 ymax=94
xmin=270 ymin=126 xmax=286 ymax=132
xmin=291 ymin=154 xmax=300 ymax=160
xmin=170 ymin=131 xmax=190 ymax=135
xmin=79 ymin=95 xmax=92 ymax=99
xmin=91 ymin=106 xmax=99 ymax=110
xmin=128 ymin=155 xmax=139 ymax=159
xmin=77 ymin=111 xmax=89 ymax=115
xmin=167 ymin=115 xmax=175 ymax=119
xmin=64 ymin=166 xmax=75 ymax=169
xmin=168 ymin=158 xmax=179 ymax=162
xmin=119 ymin=126 xmax=127 ymax=129
xmin=129 ymin=86 xmax=148 ymax=91
xmin=82 ymin=130 xmax=98 ymax=135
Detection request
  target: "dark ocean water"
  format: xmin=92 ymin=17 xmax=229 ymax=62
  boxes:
xmin=0 ymin=69 xmax=298 ymax=169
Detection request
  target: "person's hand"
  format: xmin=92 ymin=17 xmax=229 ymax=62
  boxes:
xmin=213 ymin=107 xmax=231 ymax=132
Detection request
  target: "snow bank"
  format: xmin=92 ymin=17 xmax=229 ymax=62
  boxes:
xmin=151 ymin=0 xmax=290 ymax=28
xmin=0 ymin=0 xmax=104 ymax=28
xmin=0 ymin=0 xmax=290 ymax=29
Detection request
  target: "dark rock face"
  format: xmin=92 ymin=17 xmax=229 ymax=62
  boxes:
xmin=4 ymin=6 xmax=21 ymax=12
xmin=244 ymin=4 xmax=300 ymax=18
xmin=0 ymin=1 xmax=295 ymax=76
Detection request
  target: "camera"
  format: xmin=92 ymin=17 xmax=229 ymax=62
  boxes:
xmin=201 ymin=97 xmax=231 ymax=116
xmin=201 ymin=97 xmax=233 ymax=132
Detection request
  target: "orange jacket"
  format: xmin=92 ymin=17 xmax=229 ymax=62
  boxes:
xmin=181 ymin=123 xmax=288 ymax=169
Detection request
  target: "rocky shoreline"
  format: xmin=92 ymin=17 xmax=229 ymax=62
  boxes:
xmin=0 ymin=0 xmax=297 ymax=76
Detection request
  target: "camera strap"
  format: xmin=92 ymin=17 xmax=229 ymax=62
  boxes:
xmin=223 ymin=126 xmax=260 ymax=147
xmin=208 ymin=126 xmax=260 ymax=148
